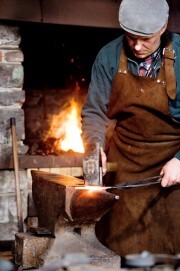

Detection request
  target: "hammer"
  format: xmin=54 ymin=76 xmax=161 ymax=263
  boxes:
xmin=83 ymin=142 xmax=117 ymax=186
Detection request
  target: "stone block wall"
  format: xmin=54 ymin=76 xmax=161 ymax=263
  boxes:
xmin=0 ymin=25 xmax=26 ymax=156
xmin=0 ymin=25 xmax=29 ymax=240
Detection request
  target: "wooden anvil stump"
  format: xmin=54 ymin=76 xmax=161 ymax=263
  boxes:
xmin=15 ymin=170 xmax=120 ymax=270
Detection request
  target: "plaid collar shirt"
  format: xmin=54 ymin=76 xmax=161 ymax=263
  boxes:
xmin=139 ymin=48 xmax=161 ymax=77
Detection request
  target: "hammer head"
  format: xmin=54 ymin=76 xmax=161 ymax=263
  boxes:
xmin=83 ymin=142 xmax=102 ymax=186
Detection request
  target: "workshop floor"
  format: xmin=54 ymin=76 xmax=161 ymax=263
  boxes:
xmin=0 ymin=241 xmax=15 ymax=268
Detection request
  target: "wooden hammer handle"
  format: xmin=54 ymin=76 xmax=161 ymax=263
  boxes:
xmin=106 ymin=162 xmax=118 ymax=172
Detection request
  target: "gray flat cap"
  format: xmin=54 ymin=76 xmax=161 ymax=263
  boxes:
xmin=119 ymin=0 xmax=169 ymax=36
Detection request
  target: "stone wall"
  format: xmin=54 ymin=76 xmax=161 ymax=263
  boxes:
xmin=0 ymin=25 xmax=29 ymax=240
xmin=0 ymin=24 xmax=86 ymax=241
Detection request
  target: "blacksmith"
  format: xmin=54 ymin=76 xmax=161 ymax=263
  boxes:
xmin=81 ymin=0 xmax=180 ymax=256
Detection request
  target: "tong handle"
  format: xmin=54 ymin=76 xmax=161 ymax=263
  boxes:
xmin=117 ymin=174 xmax=164 ymax=189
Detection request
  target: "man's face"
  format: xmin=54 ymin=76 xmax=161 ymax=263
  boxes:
xmin=125 ymin=26 xmax=166 ymax=59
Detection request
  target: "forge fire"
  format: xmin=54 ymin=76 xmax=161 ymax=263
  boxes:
xmin=27 ymin=97 xmax=85 ymax=155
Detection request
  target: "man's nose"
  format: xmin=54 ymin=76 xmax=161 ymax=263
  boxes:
xmin=134 ymin=40 xmax=142 ymax=51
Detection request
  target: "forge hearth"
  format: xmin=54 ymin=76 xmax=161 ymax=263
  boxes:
xmin=15 ymin=170 xmax=120 ymax=270
xmin=0 ymin=23 xmax=120 ymax=242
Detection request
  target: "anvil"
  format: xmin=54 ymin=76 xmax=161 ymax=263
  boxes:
xmin=15 ymin=170 xmax=120 ymax=270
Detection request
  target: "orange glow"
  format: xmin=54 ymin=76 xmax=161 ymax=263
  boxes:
xmin=45 ymin=99 xmax=84 ymax=153
xmin=75 ymin=186 xmax=111 ymax=191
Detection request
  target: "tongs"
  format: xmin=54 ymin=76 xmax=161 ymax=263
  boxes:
xmin=106 ymin=174 xmax=163 ymax=190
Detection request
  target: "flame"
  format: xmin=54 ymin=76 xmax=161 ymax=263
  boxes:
xmin=59 ymin=101 xmax=84 ymax=153
xmin=45 ymin=99 xmax=84 ymax=153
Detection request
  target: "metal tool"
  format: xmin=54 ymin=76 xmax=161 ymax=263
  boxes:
xmin=78 ymin=174 xmax=163 ymax=191
xmin=83 ymin=141 xmax=163 ymax=189
xmin=108 ymin=174 xmax=163 ymax=190
xmin=83 ymin=142 xmax=101 ymax=186
xmin=83 ymin=142 xmax=117 ymax=186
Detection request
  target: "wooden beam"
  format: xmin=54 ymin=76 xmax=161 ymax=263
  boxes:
xmin=0 ymin=153 xmax=83 ymax=169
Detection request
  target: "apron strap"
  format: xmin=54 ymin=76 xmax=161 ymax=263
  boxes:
xmin=162 ymin=46 xmax=176 ymax=100
xmin=118 ymin=47 xmax=128 ymax=73
xmin=118 ymin=35 xmax=176 ymax=100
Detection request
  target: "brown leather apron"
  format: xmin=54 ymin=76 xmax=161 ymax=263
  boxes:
xmin=96 ymin=43 xmax=180 ymax=256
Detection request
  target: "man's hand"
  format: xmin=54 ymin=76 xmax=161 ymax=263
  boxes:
xmin=100 ymin=147 xmax=107 ymax=176
xmin=160 ymin=157 xmax=180 ymax=187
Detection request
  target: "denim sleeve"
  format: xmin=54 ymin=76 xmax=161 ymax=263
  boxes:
xmin=81 ymin=54 xmax=113 ymax=148
xmin=174 ymin=151 xmax=180 ymax=160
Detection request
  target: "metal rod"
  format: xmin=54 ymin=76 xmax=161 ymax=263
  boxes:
xmin=10 ymin=118 xmax=24 ymax=232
